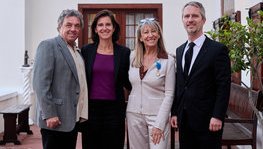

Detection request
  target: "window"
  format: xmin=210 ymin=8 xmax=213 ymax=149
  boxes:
xmin=78 ymin=4 xmax=162 ymax=50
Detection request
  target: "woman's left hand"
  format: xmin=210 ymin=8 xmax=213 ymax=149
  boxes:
xmin=151 ymin=127 xmax=164 ymax=145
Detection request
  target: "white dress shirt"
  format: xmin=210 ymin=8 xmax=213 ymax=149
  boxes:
xmin=182 ymin=34 xmax=206 ymax=74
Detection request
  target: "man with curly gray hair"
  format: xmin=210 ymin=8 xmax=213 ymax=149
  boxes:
xmin=33 ymin=9 xmax=87 ymax=149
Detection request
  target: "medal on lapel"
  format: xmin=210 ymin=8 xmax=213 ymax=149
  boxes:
xmin=155 ymin=60 xmax=161 ymax=76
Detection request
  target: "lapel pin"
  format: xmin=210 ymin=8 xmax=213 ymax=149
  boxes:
xmin=155 ymin=60 xmax=161 ymax=76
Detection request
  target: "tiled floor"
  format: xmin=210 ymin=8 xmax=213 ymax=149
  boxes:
xmin=0 ymin=125 xmax=82 ymax=149
xmin=0 ymin=124 xmax=133 ymax=149
xmin=0 ymin=125 xmax=235 ymax=149
xmin=0 ymin=124 xmax=176 ymax=149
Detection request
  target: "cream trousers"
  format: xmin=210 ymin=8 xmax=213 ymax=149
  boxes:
xmin=126 ymin=112 xmax=171 ymax=149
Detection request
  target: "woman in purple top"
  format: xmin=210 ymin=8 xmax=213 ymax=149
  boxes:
xmin=81 ymin=9 xmax=131 ymax=149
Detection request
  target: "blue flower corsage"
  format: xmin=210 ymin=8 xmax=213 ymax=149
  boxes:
xmin=155 ymin=60 xmax=161 ymax=76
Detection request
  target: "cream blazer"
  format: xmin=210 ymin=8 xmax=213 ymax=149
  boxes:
xmin=127 ymin=53 xmax=176 ymax=130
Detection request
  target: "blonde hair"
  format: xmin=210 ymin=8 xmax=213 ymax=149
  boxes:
xmin=132 ymin=18 xmax=167 ymax=68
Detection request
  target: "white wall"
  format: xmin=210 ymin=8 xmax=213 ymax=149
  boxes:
xmin=26 ymin=0 xmax=221 ymax=57
xmin=167 ymin=0 xmax=221 ymax=53
xmin=25 ymin=0 xmax=78 ymax=59
xmin=0 ymin=0 xmax=25 ymax=92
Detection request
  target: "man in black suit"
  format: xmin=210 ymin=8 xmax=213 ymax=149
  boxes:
xmin=171 ymin=1 xmax=231 ymax=149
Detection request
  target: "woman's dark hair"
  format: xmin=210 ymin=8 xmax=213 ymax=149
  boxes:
xmin=91 ymin=9 xmax=120 ymax=43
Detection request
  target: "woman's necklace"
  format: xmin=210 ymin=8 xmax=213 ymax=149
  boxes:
xmin=97 ymin=44 xmax=114 ymax=55
xmin=143 ymin=54 xmax=157 ymax=70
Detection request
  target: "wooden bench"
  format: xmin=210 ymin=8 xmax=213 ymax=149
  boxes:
xmin=222 ymin=83 xmax=263 ymax=149
xmin=0 ymin=104 xmax=33 ymax=145
xmin=170 ymin=83 xmax=263 ymax=149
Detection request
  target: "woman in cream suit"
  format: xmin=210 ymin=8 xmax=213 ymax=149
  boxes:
xmin=126 ymin=18 xmax=175 ymax=149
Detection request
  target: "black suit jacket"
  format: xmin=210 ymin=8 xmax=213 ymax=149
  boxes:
xmin=81 ymin=43 xmax=131 ymax=111
xmin=171 ymin=36 xmax=231 ymax=132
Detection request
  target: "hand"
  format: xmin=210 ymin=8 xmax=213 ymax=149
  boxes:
xmin=151 ymin=127 xmax=164 ymax=145
xmin=209 ymin=117 xmax=222 ymax=132
xmin=46 ymin=117 xmax=61 ymax=128
xmin=170 ymin=116 xmax=178 ymax=128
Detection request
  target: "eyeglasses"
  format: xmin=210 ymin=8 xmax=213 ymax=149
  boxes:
xmin=140 ymin=18 xmax=156 ymax=24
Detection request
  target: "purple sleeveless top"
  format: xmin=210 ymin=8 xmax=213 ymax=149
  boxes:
xmin=89 ymin=53 xmax=116 ymax=100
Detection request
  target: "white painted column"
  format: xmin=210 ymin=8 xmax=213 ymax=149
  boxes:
xmin=21 ymin=66 xmax=33 ymax=105
xmin=21 ymin=66 xmax=34 ymax=125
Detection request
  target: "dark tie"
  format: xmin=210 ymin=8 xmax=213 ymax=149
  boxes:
xmin=184 ymin=42 xmax=195 ymax=77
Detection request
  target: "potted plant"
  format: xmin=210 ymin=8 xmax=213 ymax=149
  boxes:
xmin=207 ymin=10 xmax=263 ymax=124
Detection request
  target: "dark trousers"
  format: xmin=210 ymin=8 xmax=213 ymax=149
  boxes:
xmin=179 ymin=111 xmax=222 ymax=149
xmin=40 ymin=124 xmax=78 ymax=149
xmin=81 ymin=100 xmax=125 ymax=149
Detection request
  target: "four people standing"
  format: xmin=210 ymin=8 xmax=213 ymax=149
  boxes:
xmin=126 ymin=18 xmax=175 ymax=149
xmin=33 ymin=2 xmax=232 ymax=148
xmin=81 ymin=10 xmax=132 ymax=149
xmin=171 ymin=1 xmax=231 ymax=149
xmin=33 ymin=9 xmax=88 ymax=149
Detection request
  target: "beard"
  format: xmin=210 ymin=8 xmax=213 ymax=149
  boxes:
xmin=186 ymin=26 xmax=202 ymax=36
